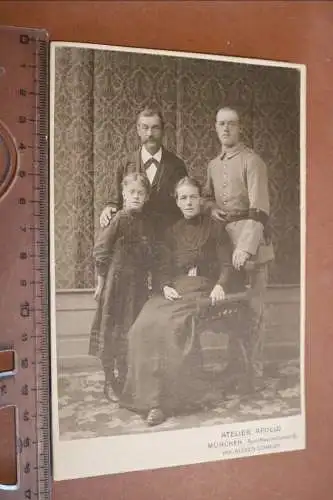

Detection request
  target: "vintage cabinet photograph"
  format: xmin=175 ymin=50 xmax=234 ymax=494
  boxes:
xmin=50 ymin=42 xmax=306 ymax=480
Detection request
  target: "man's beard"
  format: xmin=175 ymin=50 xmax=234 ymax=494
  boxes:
xmin=143 ymin=138 xmax=161 ymax=152
xmin=144 ymin=137 xmax=159 ymax=145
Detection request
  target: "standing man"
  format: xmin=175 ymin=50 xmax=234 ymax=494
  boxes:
xmin=93 ymin=107 xmax=187 ymax=396
xmin=203 ymin=106 xmax=274 ymax=393
xmin=100 ymin=106 xmax=187 ymax=236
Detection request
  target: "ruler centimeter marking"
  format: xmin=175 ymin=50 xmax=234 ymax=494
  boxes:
xmin=0 ymin=26 xmax=50 ymax=500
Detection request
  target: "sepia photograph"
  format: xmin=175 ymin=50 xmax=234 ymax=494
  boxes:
xmin=50 ymin=42 xmax=306 ymax=480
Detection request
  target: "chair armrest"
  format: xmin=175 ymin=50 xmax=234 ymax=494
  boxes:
xmin=195 ymin=291 xmax=249 ymax=312
xmin=192 ymin=291 xmax=251 ymax=336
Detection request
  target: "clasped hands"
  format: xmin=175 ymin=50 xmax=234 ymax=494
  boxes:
xmin=163 ymin=284 xmax=225 ymax=305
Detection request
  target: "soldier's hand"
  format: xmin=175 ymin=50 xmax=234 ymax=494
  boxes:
xmin=210 ymin=284 xmax=225 ymax=305
xmin=100 ymin=206 xmax=116 ymax=228
xmin=232 ymin=249 xmax=250 ymax=270
xmin=211 ymin=208 xmax=227 ymax=221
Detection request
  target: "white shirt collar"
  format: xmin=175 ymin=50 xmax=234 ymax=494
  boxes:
xmin=141 ymin=146 xmax=162 ymax=164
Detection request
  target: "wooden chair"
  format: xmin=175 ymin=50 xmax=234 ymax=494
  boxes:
xmin=190 ymin=290 xmax=256 ymax=392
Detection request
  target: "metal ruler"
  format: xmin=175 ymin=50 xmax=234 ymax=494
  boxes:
xmin=0 ymin=26 xmax=50 ymax=500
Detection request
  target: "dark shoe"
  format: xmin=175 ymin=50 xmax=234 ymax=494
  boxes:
xmin=146 ymin=408 xmax=165 ymax=426
xmin=103 ymin=381 xmax=120 ymax=403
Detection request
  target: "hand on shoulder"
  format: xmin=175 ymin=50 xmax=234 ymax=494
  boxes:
xmin=100 ymin=206 xmax=118 ymax=228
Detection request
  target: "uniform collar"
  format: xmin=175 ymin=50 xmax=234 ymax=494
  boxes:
xmin=221 ymin=142 xmax=243 ymax=160
xmin=141 ymin=146 xmax=162 ymax=164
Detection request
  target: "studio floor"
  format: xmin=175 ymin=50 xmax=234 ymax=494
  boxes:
xmin=57 ymin=359 xmax=301 ymax=441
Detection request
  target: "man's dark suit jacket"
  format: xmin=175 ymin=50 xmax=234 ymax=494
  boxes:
xmin=107 ymin=147 xmax=187 ymax=233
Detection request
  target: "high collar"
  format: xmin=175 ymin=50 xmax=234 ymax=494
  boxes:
xmin=141 ymin=145 xmax=162 ymax=163
xmin=221 ymin=142 xmax=244 ymax=160
xmin=122 ymin=207 xmax=144 ymax=217
xmin=181 ymin=213 xmax=203 ymax=226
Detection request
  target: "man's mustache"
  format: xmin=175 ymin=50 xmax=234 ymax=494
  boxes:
xmin=143 ymin=137 xmax=159 ymax=143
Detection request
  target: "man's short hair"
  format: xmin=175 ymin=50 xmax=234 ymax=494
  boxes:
xmin=216 ymin=106 xmax=241 ymax=121
xmin=137 ymin=106 xmax=165 ymax=128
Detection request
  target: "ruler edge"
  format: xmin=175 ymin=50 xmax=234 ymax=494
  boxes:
xmin=0 ymin=24 xmax=52 ymax=499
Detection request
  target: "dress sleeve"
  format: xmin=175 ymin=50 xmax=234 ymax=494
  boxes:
xmin=93 ymin=214 xmax=121 ymax=277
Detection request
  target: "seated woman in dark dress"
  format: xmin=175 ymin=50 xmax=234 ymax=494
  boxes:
xmin=120 ymin=176 xmax=236 ymax=426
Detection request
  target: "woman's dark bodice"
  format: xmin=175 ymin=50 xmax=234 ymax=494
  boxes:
xmin=159 ymin=214 xmax=232 ymax=287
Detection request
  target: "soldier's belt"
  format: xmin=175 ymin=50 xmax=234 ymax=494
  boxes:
xmin=222 ymin=209 xmax=269 ymax=226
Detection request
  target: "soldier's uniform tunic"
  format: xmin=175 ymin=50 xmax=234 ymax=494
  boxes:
xmin=203 ymin=142 xmax=274 ymax=385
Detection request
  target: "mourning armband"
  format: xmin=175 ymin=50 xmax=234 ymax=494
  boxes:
xmin=248 ymin=208 xmax=269 ymax=226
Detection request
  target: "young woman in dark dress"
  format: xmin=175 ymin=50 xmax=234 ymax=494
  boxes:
xmin=89 ymin=173 xmax=154 ymax=402
xmin=120 ymin=177 xmax=235 ymax=426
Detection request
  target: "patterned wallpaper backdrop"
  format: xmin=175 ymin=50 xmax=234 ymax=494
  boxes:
xmin=54 ymin=48 xmax=301 ymax=289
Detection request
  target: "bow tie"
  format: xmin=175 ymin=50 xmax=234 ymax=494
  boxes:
xmin=144 ymin=158 xmax=159 ymax=169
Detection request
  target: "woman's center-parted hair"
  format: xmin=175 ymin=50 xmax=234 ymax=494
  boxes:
xmin=174 ymin=176 xmax=202 ymax=199
xmin=121 ymin=172 xmax=151 ymax=197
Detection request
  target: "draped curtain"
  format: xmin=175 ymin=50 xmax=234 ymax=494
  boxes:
xmin=54 ymin=47 xmax=300 ymax=289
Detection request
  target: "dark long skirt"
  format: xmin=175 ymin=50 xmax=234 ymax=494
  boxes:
xmin=89 ymin=245 xmax=149 ymax=382
xmin=120 ymin=275 xmax=214 ymax=416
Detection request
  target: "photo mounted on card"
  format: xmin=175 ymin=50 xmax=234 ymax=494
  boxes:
xmin=49 ymin=41 xmax=306 ymax=480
